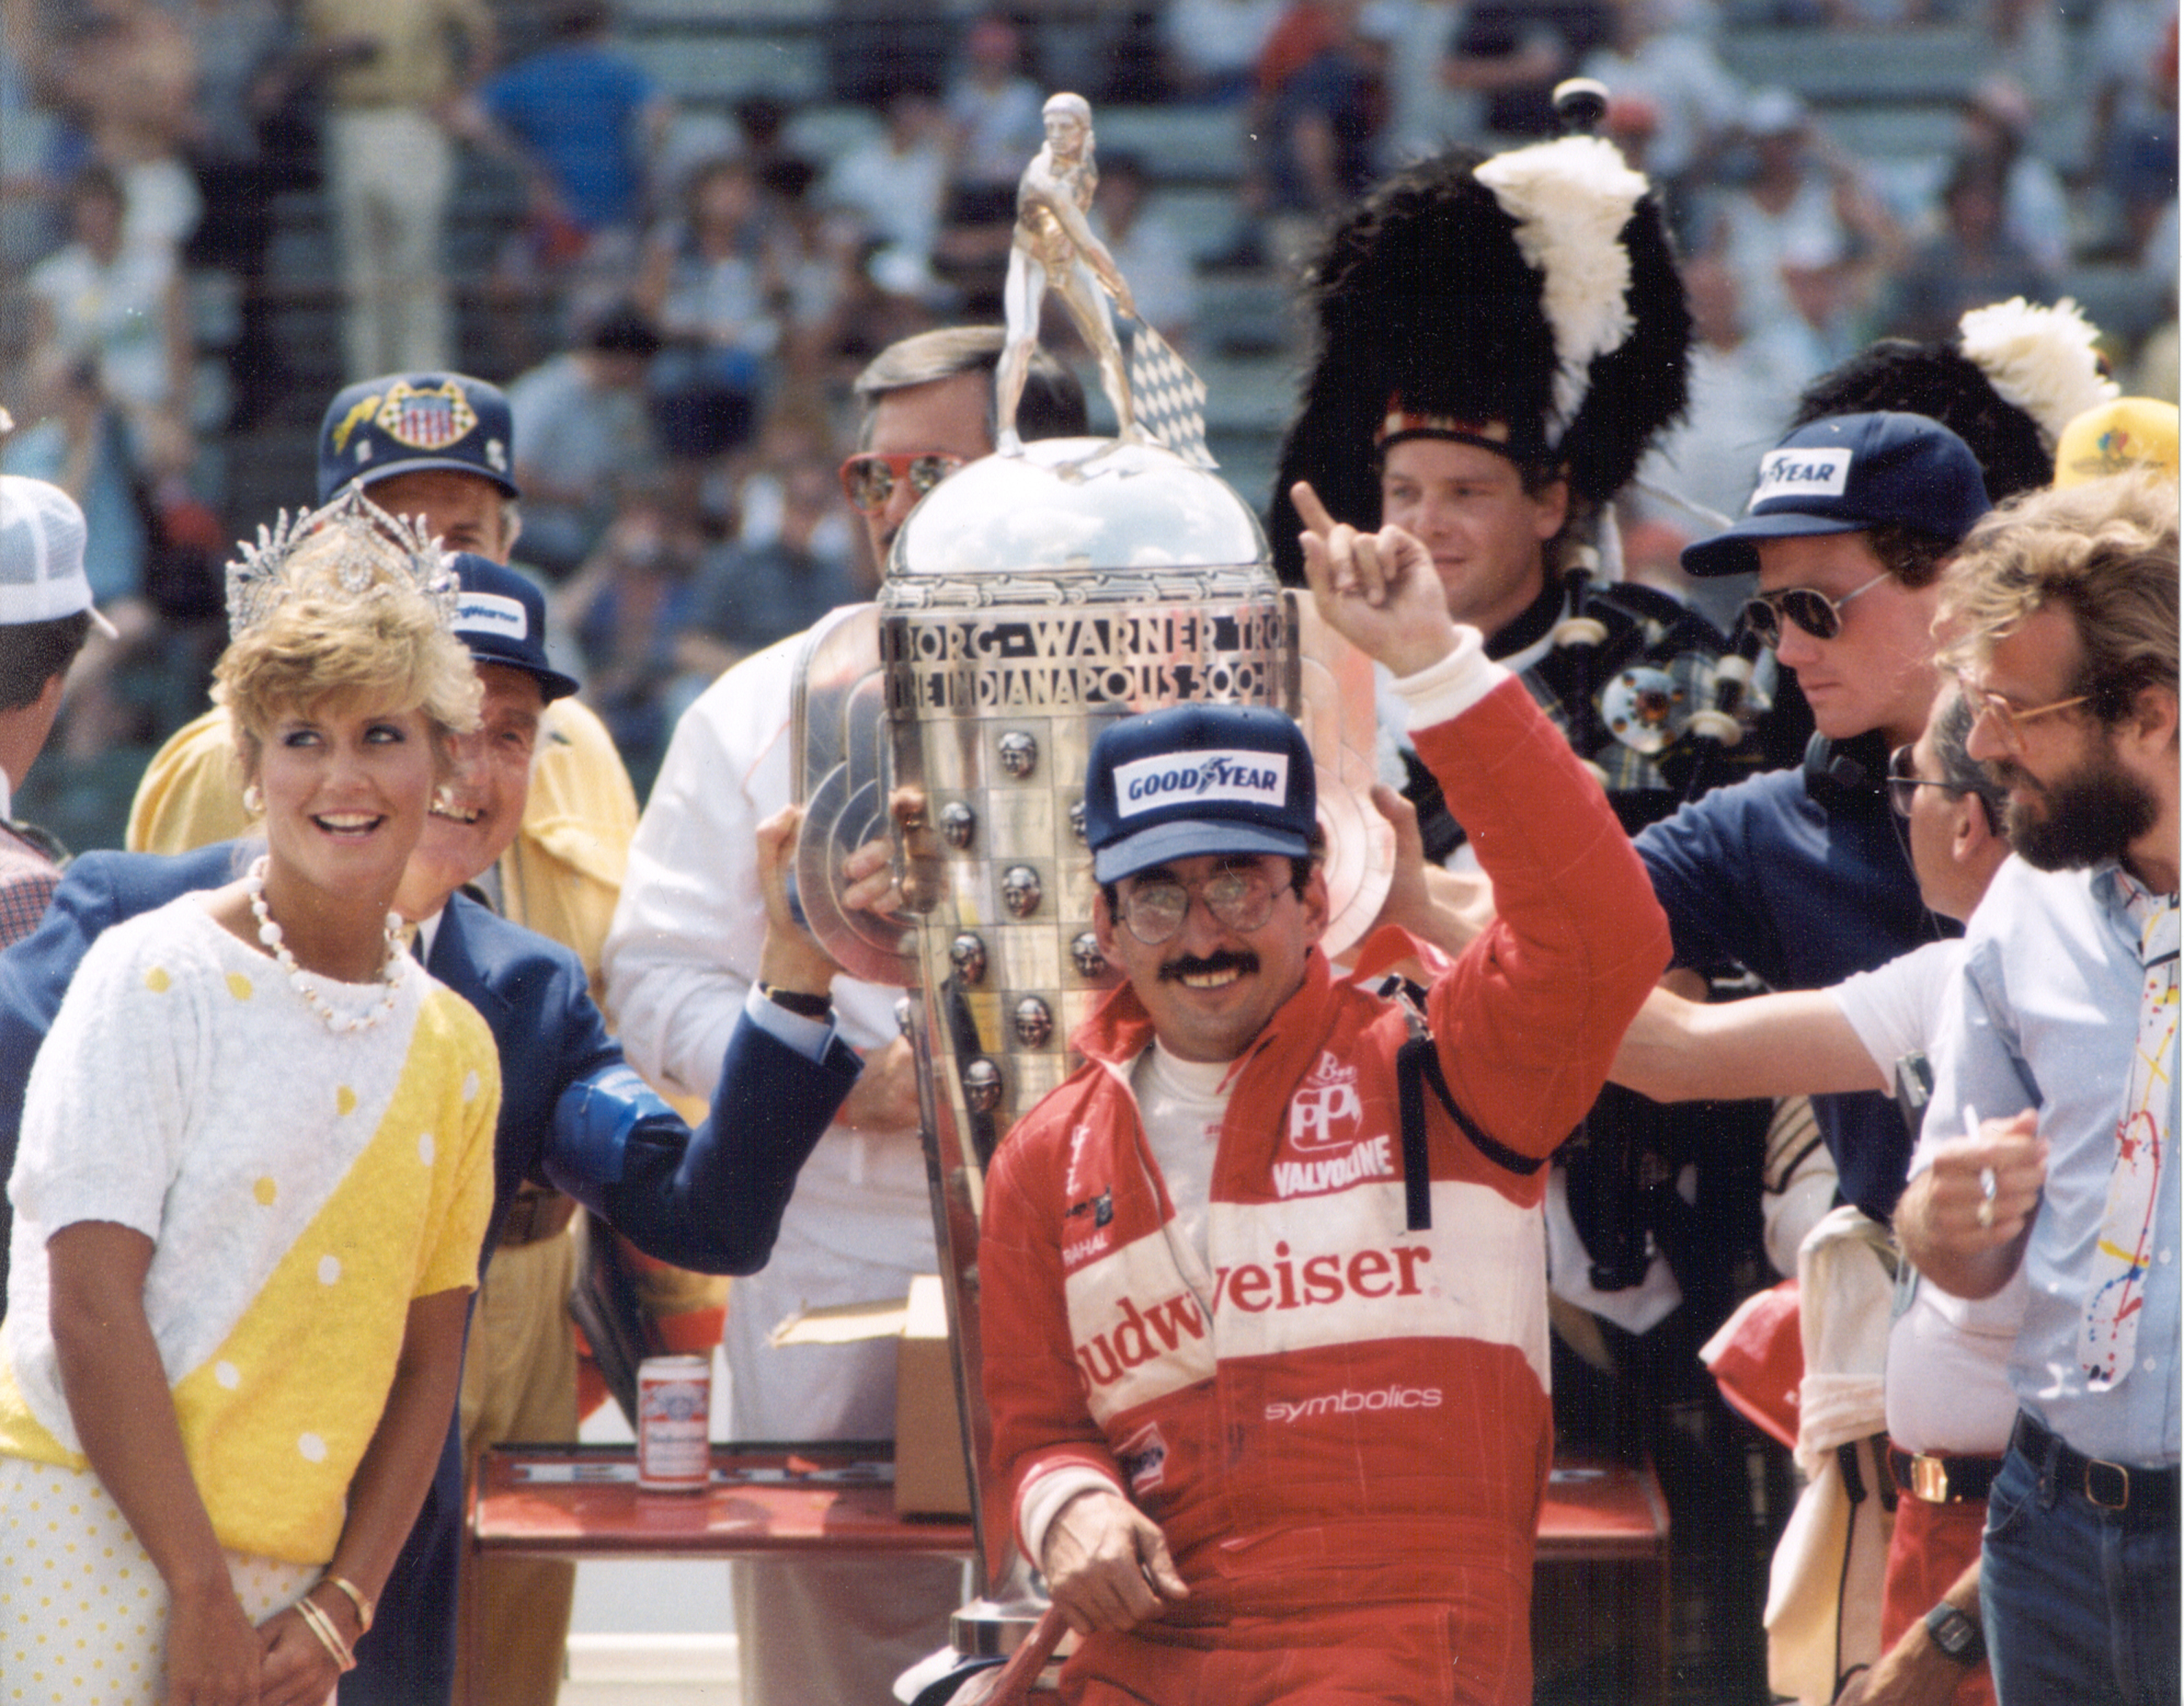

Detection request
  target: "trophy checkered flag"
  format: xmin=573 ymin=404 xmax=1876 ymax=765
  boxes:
xmin=1127 ymin=322 xmax=1218 ymax=470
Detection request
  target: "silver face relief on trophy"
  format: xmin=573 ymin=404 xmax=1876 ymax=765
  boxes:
xmin=962 ymin=1057 xmax=1003 ymax=1114
xmin=1013 ymin=996 xmax=1053 ymax=1049
xmin=1068 ymin=798 xmax=1087 ymax=844
xmin=941 ymin=800 xmax=977 ymax=850
xmin=1001 ymin=865 xmax=1042 ymax=919
xmin=1072 ymin=930 xmax=1106 ymax=980
xmin=998 ymin=731 xmax=1037 ymax=779
xmin=950 ymin=933 xmax=988 ymax=985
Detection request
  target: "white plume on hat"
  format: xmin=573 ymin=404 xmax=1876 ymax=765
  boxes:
xmin=1956 ymin=297 xmax=2120 ymax=450
xmin=1474 ymin=136 xmax=1649 ymax=436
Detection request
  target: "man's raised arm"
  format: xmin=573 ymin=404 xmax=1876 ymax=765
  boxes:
xmin=1294 ymin=482 xmax=1669 ymax=1160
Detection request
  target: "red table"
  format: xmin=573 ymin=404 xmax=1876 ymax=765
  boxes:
xmin=473 ymin=1444 xmax=1666 ymax=1701
xmin=472 ymin=1441 xmax=972 ymax=1561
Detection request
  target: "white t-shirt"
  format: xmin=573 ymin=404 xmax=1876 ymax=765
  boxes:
xmin=1131 ymin=1042 xmax=1234 ymax=1269
xmin=1831 ymin=938 xmax=2025 ymax=1455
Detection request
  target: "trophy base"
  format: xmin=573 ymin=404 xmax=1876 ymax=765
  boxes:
xmin=950 ymin=1596 xmax=1050 ymax=1658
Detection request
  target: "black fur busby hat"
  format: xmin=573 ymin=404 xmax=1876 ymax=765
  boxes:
xmin=1269 ymin=137 xmax=1692 ymax=585
xmin=1789 ymin=298 xmax=2118 ymax=505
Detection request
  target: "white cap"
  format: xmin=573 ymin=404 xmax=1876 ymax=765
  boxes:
xmin=0 ymin=476 xmax=118 ymax=638
xmin=1746 ymin=88 xmax=1808 ymax=137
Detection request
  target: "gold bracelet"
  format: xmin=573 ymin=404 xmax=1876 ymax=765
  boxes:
xmin=321 ymin=1572 xmax=374 ymax=1634
xmin=294 ymin=1591 xmax=357 ymax=1672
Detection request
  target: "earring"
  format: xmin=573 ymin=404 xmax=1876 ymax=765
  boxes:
xmin=242 ymin=784 xmax=264 ymax=815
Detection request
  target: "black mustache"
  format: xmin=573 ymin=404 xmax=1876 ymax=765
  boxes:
xmin=1158 ymin=950 xmax=1259 ymax=983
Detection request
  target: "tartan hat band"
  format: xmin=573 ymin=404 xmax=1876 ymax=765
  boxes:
xmin=1374 ymin=405 xmax=1521 ymax=460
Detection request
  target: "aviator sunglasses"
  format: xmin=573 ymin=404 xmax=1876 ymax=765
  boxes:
xmin=1743 ymin=568 xmax=1890 ymax=647
xmin=838 ymin=451 xmax=965 ymax=516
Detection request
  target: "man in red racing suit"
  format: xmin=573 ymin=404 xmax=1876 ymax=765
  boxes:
xmin=980 ymin=487 xmax=1671 ymax=1704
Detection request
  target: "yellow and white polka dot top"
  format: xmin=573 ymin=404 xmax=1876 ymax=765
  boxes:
xmin=0 ymin=895 xmax=500 ymax=1564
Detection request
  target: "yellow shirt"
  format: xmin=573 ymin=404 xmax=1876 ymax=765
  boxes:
xmin=302 ymin=0 xmax=491 ymax=109
xmin=0 ymin=900 xmax=499 ymax=1561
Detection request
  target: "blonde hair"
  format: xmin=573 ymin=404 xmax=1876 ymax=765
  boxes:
xmin=1937 ymin=470 xmax=2178 ymax=724
xmin=215 ymin=523 xmax=481 ymax=779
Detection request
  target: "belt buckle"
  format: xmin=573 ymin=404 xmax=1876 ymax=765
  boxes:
xmin=2085 ymin=1458 xmax=2130 ymax=1510
xmin=1910 ymin=1454 xmax=1952 ymax=1504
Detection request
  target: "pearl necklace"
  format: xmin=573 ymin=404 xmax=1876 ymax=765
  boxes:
xmin=245 ymin=857 xmax=407 ymax=1034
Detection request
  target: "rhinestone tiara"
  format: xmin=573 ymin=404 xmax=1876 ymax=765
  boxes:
xmin=224 ymin=485 xmax=462 ymax=640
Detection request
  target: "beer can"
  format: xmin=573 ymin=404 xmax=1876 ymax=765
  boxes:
xmin=636 ymin=1354 xmax=712 ymax=1491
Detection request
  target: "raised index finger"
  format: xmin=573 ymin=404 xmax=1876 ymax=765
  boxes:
xmin=1291 ymin=481 xmax=1337 ymax=540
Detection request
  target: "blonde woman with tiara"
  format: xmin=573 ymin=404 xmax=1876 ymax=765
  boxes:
xmin=0 ymin=489 xmax=500 ymax=1704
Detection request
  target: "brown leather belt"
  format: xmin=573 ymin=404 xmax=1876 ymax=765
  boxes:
xmin=1887 ymin=1440 xmax=2003 ymax=1505
xmin=499 ymin=1187 xmax=578 ymax=1248
xmin=2012 ymin=1409 xmax=2180 ymax=1522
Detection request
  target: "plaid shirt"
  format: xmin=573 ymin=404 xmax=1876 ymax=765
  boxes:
xmin=0 ymin=822 xmax=61 ymax=950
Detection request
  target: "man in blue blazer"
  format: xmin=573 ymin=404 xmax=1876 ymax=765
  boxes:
xmin=0 ymin=556 xmax=866 ymax=1703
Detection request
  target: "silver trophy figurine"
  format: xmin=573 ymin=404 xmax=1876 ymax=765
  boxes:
xmin=790 ymin=99 xmax=1390 ymax=1692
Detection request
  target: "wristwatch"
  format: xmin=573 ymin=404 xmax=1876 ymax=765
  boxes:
xmin=1924 ymin=1603 xmax=1985 ymax=1667
xmin=761 ymin=983 xmax=833 ymax=1020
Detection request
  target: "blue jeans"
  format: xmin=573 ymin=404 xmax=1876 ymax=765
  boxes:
xmin=1981 ymin=1426 xmax=2180 ymax=1706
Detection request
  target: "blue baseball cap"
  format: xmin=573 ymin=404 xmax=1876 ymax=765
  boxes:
xmin=317 ymin=372 xmax=521 ymax=503
xmin=1083 ymin=705 xmax=1317 ymax=883
xmin=1681 ymin=411 xmax=1990 ymax=578
xmin=448 ymin=554 xmax=579 ymax=702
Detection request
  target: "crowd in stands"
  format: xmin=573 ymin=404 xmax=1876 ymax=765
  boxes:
xmin=0 ymin=0 xmax=2175 ymax=806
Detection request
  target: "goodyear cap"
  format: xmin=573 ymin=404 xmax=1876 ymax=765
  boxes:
xmin=448 ymin=554 xmax=579 ymax=702
xmin=317 ymin=372 xmax=520 ymax=503
xmin=1083 ymin=704 xmax=1316 ymax=884
xmin=1681 ymin=410 xmax=1990 ymax=578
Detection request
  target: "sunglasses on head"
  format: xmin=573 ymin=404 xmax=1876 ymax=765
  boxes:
xmin=1743 ymin=568 xmax=1891 ymax=647
xmin=838 ymin=451 xmax=964 ymax=516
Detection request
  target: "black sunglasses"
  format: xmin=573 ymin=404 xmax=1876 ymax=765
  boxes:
xmin=1886 ymin=743 xmax=1959 ymax=819
xmin=1744 ymin=569 xmax=1890 ymax=646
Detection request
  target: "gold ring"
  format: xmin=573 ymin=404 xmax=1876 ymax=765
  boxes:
xmin=1977 ymin=1198 xmax=1996 ymax=1230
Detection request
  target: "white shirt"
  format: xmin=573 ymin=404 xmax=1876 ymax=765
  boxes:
xmin=1831 ymin=938 xmax=2025 ymax=1456
xmin=603 ymin=628 xmax=930 ymax=1276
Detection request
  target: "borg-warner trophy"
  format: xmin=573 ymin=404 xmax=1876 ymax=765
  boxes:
xmin=790 ymin=98 xmax=1391 ymax=1696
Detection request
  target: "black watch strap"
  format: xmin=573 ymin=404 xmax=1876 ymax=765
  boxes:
xmin=1924 ymin=1603 xmax=1985 ymax=1667
xmin=762 ymin=983 xmax=833 ymax=1020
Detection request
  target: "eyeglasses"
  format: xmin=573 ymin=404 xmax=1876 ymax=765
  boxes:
xmin=1116 ymin=867 xmax=1282 ymax=946
xmin=838 ymin=451 xmax=964 ymax=516
xmin=1886 ymin=743 xmax=1960 ymax=819
xmin=1743 ymin=569 xmax=1891 ymax=647
xmin=1957 ymin=677 xmax=2091 ymax=757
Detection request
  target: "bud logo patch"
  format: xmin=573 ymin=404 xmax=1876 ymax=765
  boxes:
xmin=454 ymin=592 xmax=529 ymax=642
xmin=1112 ymin=750 xmax=1288 ymax=819
xmin=1750 ymin=447 xmax=1852 ymax=508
